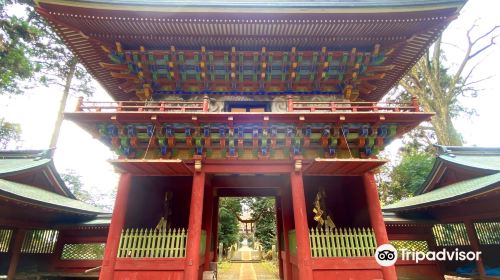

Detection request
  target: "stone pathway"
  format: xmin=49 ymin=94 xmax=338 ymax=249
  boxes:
xmin=218 ymin=262 xmax=279 ymax=280
xmin=218 ymin=246 xmax=279 ymax=280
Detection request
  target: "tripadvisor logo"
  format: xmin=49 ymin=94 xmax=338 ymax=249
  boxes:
xmin=401 ymin=248 xmax=482 ymax=263
xmin=374 ymin=244 xmax=482 ymax=266
xmin=375 ymin=244 xmax=398 ymax=267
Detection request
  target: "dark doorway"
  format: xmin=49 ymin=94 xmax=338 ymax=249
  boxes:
xmin=224 ymin=101 xmax=271 ymax=112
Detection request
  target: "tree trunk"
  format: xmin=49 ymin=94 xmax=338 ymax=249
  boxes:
xmin=429 ymin=111 xmax=463 ymax=146
xmin=49 ymin=58 xmax=77 ymax=148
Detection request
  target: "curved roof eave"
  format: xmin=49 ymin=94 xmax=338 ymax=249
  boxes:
xmin=0 ymin=179 xmax=105 ymax=216
xmin=384 ymin=172 xmax=500 ymax=212
xmin=36 ymin=0 xmax=466 ymax=13
xmin=0 ymin=158 xmax=52 ymax=177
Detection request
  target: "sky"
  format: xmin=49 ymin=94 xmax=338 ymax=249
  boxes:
xmin=0 ymin=0 xmax=499 ymax=209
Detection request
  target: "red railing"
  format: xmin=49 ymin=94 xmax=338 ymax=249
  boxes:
xmin=75 ymin=96 xmax=209 ymax=113
xmin=287 ymin=96 xmax=420 ymax=113
xmin=75 ymin=96 xmax=420 ymax=113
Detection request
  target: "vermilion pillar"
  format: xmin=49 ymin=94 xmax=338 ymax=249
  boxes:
xmin=464 ymin=220 xmax=486 ymax=278
xmin=290 ymin=171 xmax=314 ymax=280
xmin=100 ymin=173 xmax=132 ymax=280
xmin=7 ymin=229 xmax=26 ymax=280
xmin=184 ymin=171 xmax=206 ymax=280
xmin=203 ymin=183 xmax=214 ymax=271
xmin=363 ymin=172 xmax=397 ymax=280
xmin=280 ymin=187 xmax=293 ymax=280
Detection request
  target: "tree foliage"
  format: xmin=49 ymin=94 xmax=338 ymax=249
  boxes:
xmin=398 ymin=24 xmax=499 ymax=146
xmin=0 ymin=118 xmax=21 ymax=149
xmin=243 ymin=197 xmax=276 ymax=251
xmin=378 ymin=23 xmax=499 ymax=204
xmin=60 ymin=169 xmax=96 ymax=206
xmin=61 ymin=169 xmax=116 ymax=211
xmin=0 ymin=2 xmax=41 ymax=94
xmin=1 ymin=1 xmax=94 ymax=147
xmin=378 ymin=148 xmax=435 ymax=204
xmin=218 ymin=197 xmax=241 ymax=254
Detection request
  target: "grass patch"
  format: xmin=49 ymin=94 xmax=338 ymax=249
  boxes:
xmin=217 ymin=261 xmax=232 ymax=273
xmin=261 ymin=260 xmax=280 ymax=278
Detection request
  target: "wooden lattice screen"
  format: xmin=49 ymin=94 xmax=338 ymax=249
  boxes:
xmin=474 ymin=222 xmax=500 ymax=245
xmin=0 ymin=229 xmax=13 ymax=252
xmin=390 ymin=240 xmax=429 ymax=257
xmin=118 ymin=228 xmax=187 ymax=258
xmin=21 ymin=229 xmax=59 ymax=254
xmin=433 ymin=224 xmax=470 ymax=246
xmin=309 ymin=227 xmax=377 ymax=257
xmin=61 ymin=243 xmax=105 ymax=260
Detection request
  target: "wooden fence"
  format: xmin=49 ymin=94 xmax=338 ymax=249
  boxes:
xmin=309 ymin=227 xmax=377 ymax=257
xmin=118 ymin=228 xmax=187 ymax=258
xmin=118 ymin=228 xmax=207 ymax=258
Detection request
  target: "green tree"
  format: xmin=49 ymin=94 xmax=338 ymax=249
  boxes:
xmin=378 ymin=148 xmax=435 ymax=204
xmin=0 ymin=118 xmax=21 ymax=149
xmin=218 ymin=197 xmax=241 ymax=255
xmin=60 ymin=170 xmax=96 ymax=206
xmin=398 ymin=24 xmax=499 ymax=146
xmin=1 ymin=1 xmax=94 ymax=148
xmin=0 ymin=2 xmax=41 ymax=94
xmin=244 ymin=197 xmax=276 ymax=251
xmin=378 ymin=24 xmax=499 ymax=204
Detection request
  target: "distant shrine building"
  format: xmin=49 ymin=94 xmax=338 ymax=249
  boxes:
xmin=5 ymin=1 xmax=500 ymax=280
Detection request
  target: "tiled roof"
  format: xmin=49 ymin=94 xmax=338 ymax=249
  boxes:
xmin=439 ymin=154 xmax=500 ymax=172
xmin=384 ymin=173 xmax=500 ymax=212
xmin=37 ymin=0 xmax=465 ymax=9
xmin=0 ymin=150 xmax=76 ymax=198
xmin=0 ymin=158 xmax=51 ymax=176
xmin=56 ymin=214 xmax=112 ymax=229
xmin=0 ymin=179 xmax=104 ymax=215
xmin=382 ymin=211 xmax=435 ymax=224
xmin=36 ymin=0 xmax=465 ymax=101
xmin=417 ymin=146 xmax=500 ymax=194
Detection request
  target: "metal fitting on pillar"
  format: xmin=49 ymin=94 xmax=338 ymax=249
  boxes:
xmin=293 ymin=155 xmax=303 ymax=172
xmin=193 ymin=155 xmax=202 ymax=172
xmin=295 ymin=160 xmax=302 ymax=172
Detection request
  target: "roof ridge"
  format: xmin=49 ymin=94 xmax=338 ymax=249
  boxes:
xmin=436 ymin=145 xmax=500 ymax=156
xmin=0 ymin=149 xmax=55 ymax=159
